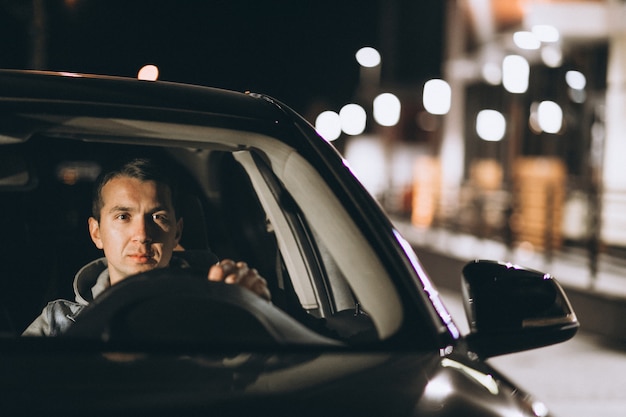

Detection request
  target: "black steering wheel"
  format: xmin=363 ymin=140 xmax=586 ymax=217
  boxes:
xmin=65 ymin=267 xmax=340 ymax=347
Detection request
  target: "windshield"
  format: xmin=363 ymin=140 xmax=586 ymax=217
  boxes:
xmin=0 ymin=113 xmax=441 ymax=349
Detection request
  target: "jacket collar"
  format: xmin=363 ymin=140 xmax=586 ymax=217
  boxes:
xmin=72 ymin=255 xmax=195 ymax=305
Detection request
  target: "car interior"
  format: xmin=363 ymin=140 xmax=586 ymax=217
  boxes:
xmin=0 ymin=117 xmax=408 ymax=346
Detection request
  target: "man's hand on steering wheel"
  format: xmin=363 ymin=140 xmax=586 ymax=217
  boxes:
xmin=208 ymin=259 xmax=271 ymax=302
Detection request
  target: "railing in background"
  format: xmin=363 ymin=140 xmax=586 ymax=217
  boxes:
xmin=384 ymin=170 xmax=626 ymax=289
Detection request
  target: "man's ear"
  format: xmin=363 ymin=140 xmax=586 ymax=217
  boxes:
xmin=88 ymin=217 xmax=104 ymax=249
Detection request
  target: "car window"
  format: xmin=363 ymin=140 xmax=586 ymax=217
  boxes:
xmin=0 ymin=117 xmax=406 ymax=346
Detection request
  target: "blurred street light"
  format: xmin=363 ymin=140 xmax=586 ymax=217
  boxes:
xmin=566 ymin=70 xmax=587 ymax=102
xmin=138 ymin=64 xmax=159 ymax=81
xmin=476 ymin=109 xmax=506 ymax=141
xmin=355 ymin=47 xmax=381 ymax=106
xmin=423 ymin=79 xmax=451 ymax=115
xmin=482 ymin=61 xmax=502 ymax=85
xmin=373 ymin=93 xmax=401 ymax=126
xmin=514 ymin=31 xmax=541 ymax=50
xmin=541 ymin=44 xmax=563 ymax=68
xmin=537 ymin=101 xmax=563 ymax=134
xmin=339 ymin=103 xmax=367 ymax=135
xmin=502 ymin=55 xmax=529 ymax=93
xmin=532 ymin=24 xmax=560 ymax=43
xmin=566 ymin=70 xmax=586 ymax=90
xmin=355 ymin=47 xmax=381 ymax=68
xmin=315 ymin=110 xmax=342 ymax=141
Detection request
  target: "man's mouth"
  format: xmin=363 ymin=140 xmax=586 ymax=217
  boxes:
xmin=128 ymin=253 xmax=156 ymax=264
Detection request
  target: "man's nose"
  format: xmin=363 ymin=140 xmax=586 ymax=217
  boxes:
xmin=132 ymin=216 xmax=154 ymax=243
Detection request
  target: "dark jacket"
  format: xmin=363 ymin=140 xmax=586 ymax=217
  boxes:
xmin=22 ymin=252 xmax=217 ymax=337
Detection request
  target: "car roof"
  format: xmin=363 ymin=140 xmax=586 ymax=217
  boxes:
xmin=0 ymin=69 xmax=281 ymax=120
xmin=0 ymin=70 xmax=309 ymax=147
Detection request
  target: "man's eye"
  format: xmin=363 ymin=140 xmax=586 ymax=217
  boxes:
xmin=153 ymin=213 xmax=169 ymax=221
xmin=116 ymin=214 xmax=129 ymax=221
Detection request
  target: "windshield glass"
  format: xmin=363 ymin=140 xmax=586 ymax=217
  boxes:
xmin=0 ymin=115 xmax=440 ymax=349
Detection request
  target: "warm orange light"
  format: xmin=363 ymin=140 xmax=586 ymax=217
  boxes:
xmin=411 ymin=156 xmax=440 ymax=228
xmin=137 ymin=65 xmax=159 ymax=81
xmin=512 ymin=157 xmax=566 ymax=250
xmin=470 ymin=159 xmax=503 ymax=191
xmin=491 ymin=0 xmax=525 ymax=30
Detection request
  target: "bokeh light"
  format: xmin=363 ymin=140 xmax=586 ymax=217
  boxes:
xmin=537 ymin=101 xmax=563 ymax=134
xmin=502 ymin=55 xmax=529 ymax=94
xmin=315 ymin=111 xmax=342 ymax=141
xmin=482 ymin=62 xmax=502 ymax=85
xmin=138 ymin=65 xmax=159 ymax=81
xmin=339 ymin=104 xmax=367 ymax=135
xmin=513 ymin=31 xmax=541 ymax=50
xmin=566 ymin=70 xmax=586 ymax=90
xmin=476 ymin=110 xmax=506 ymax=141
xmin=532 ymin=25 xmax=560 ymax=43
xmin=423 ymin=79 xmax=451 ymax=115
xmin=355 ymin=47 xmax=381 ymax=68
xmin=541 ymin=44 xmax=563 ymax=68
xmin=373 ymin=93 xmax=401 ymax=126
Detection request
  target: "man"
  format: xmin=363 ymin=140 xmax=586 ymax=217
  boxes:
xmin=23 ymin=158 xmax=270 ymax=336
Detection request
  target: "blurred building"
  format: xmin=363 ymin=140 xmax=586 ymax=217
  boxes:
xmin=435 ymin=0 xmax=624 ymax=258
xmin=336 ymin=0 xmax=626 ymax=280
xmin=299 ymin=0 xmax=625 ymax=275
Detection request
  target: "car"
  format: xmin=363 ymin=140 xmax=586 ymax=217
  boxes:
xmin=0 ymin=70 xmax=579 ymax=416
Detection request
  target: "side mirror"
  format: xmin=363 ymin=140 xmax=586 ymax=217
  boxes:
xmin=462 ymin=260 xmax=579 ymax=358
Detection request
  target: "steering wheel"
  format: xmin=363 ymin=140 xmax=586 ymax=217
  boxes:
xmin=65 ymin=267 xmax=340 ymax=347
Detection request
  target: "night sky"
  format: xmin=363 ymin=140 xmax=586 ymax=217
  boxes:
xmin=1 ymin=0 xmax=443 ymax=115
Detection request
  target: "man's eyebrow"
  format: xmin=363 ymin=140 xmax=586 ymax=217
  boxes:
xmin=108 ymin=205 xmax=133 ymax=214
xmin=108 ymin=205 xmax=172 ymax=213
xmin=150 ymin=205 xmax=172 ymax=213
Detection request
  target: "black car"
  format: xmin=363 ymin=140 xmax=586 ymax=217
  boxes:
xmin=0 ymin=70 xmax=578 ymax=416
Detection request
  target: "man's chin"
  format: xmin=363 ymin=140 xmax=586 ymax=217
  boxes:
xmin=111 ymin=263 xmax=163 ymax=285
xmin=125 ymin=262 xmax=162 ymax=277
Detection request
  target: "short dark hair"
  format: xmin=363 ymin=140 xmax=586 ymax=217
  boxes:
xmin=91 ymin=158 xmax=179 ymax=221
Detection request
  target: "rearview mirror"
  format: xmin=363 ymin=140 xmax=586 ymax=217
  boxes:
xmin=462 ymin=260 xmax=579 ymax=358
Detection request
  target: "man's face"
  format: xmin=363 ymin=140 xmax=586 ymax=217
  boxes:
xmin=88 ymin=176 xmax=183 ymax=285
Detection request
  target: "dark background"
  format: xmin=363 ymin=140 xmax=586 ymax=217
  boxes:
xmin=0 ymin=0 xmax=443 ymax=114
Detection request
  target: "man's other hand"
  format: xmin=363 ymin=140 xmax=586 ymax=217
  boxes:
xmin=208 ymin=259 xmax=271 ymax=302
